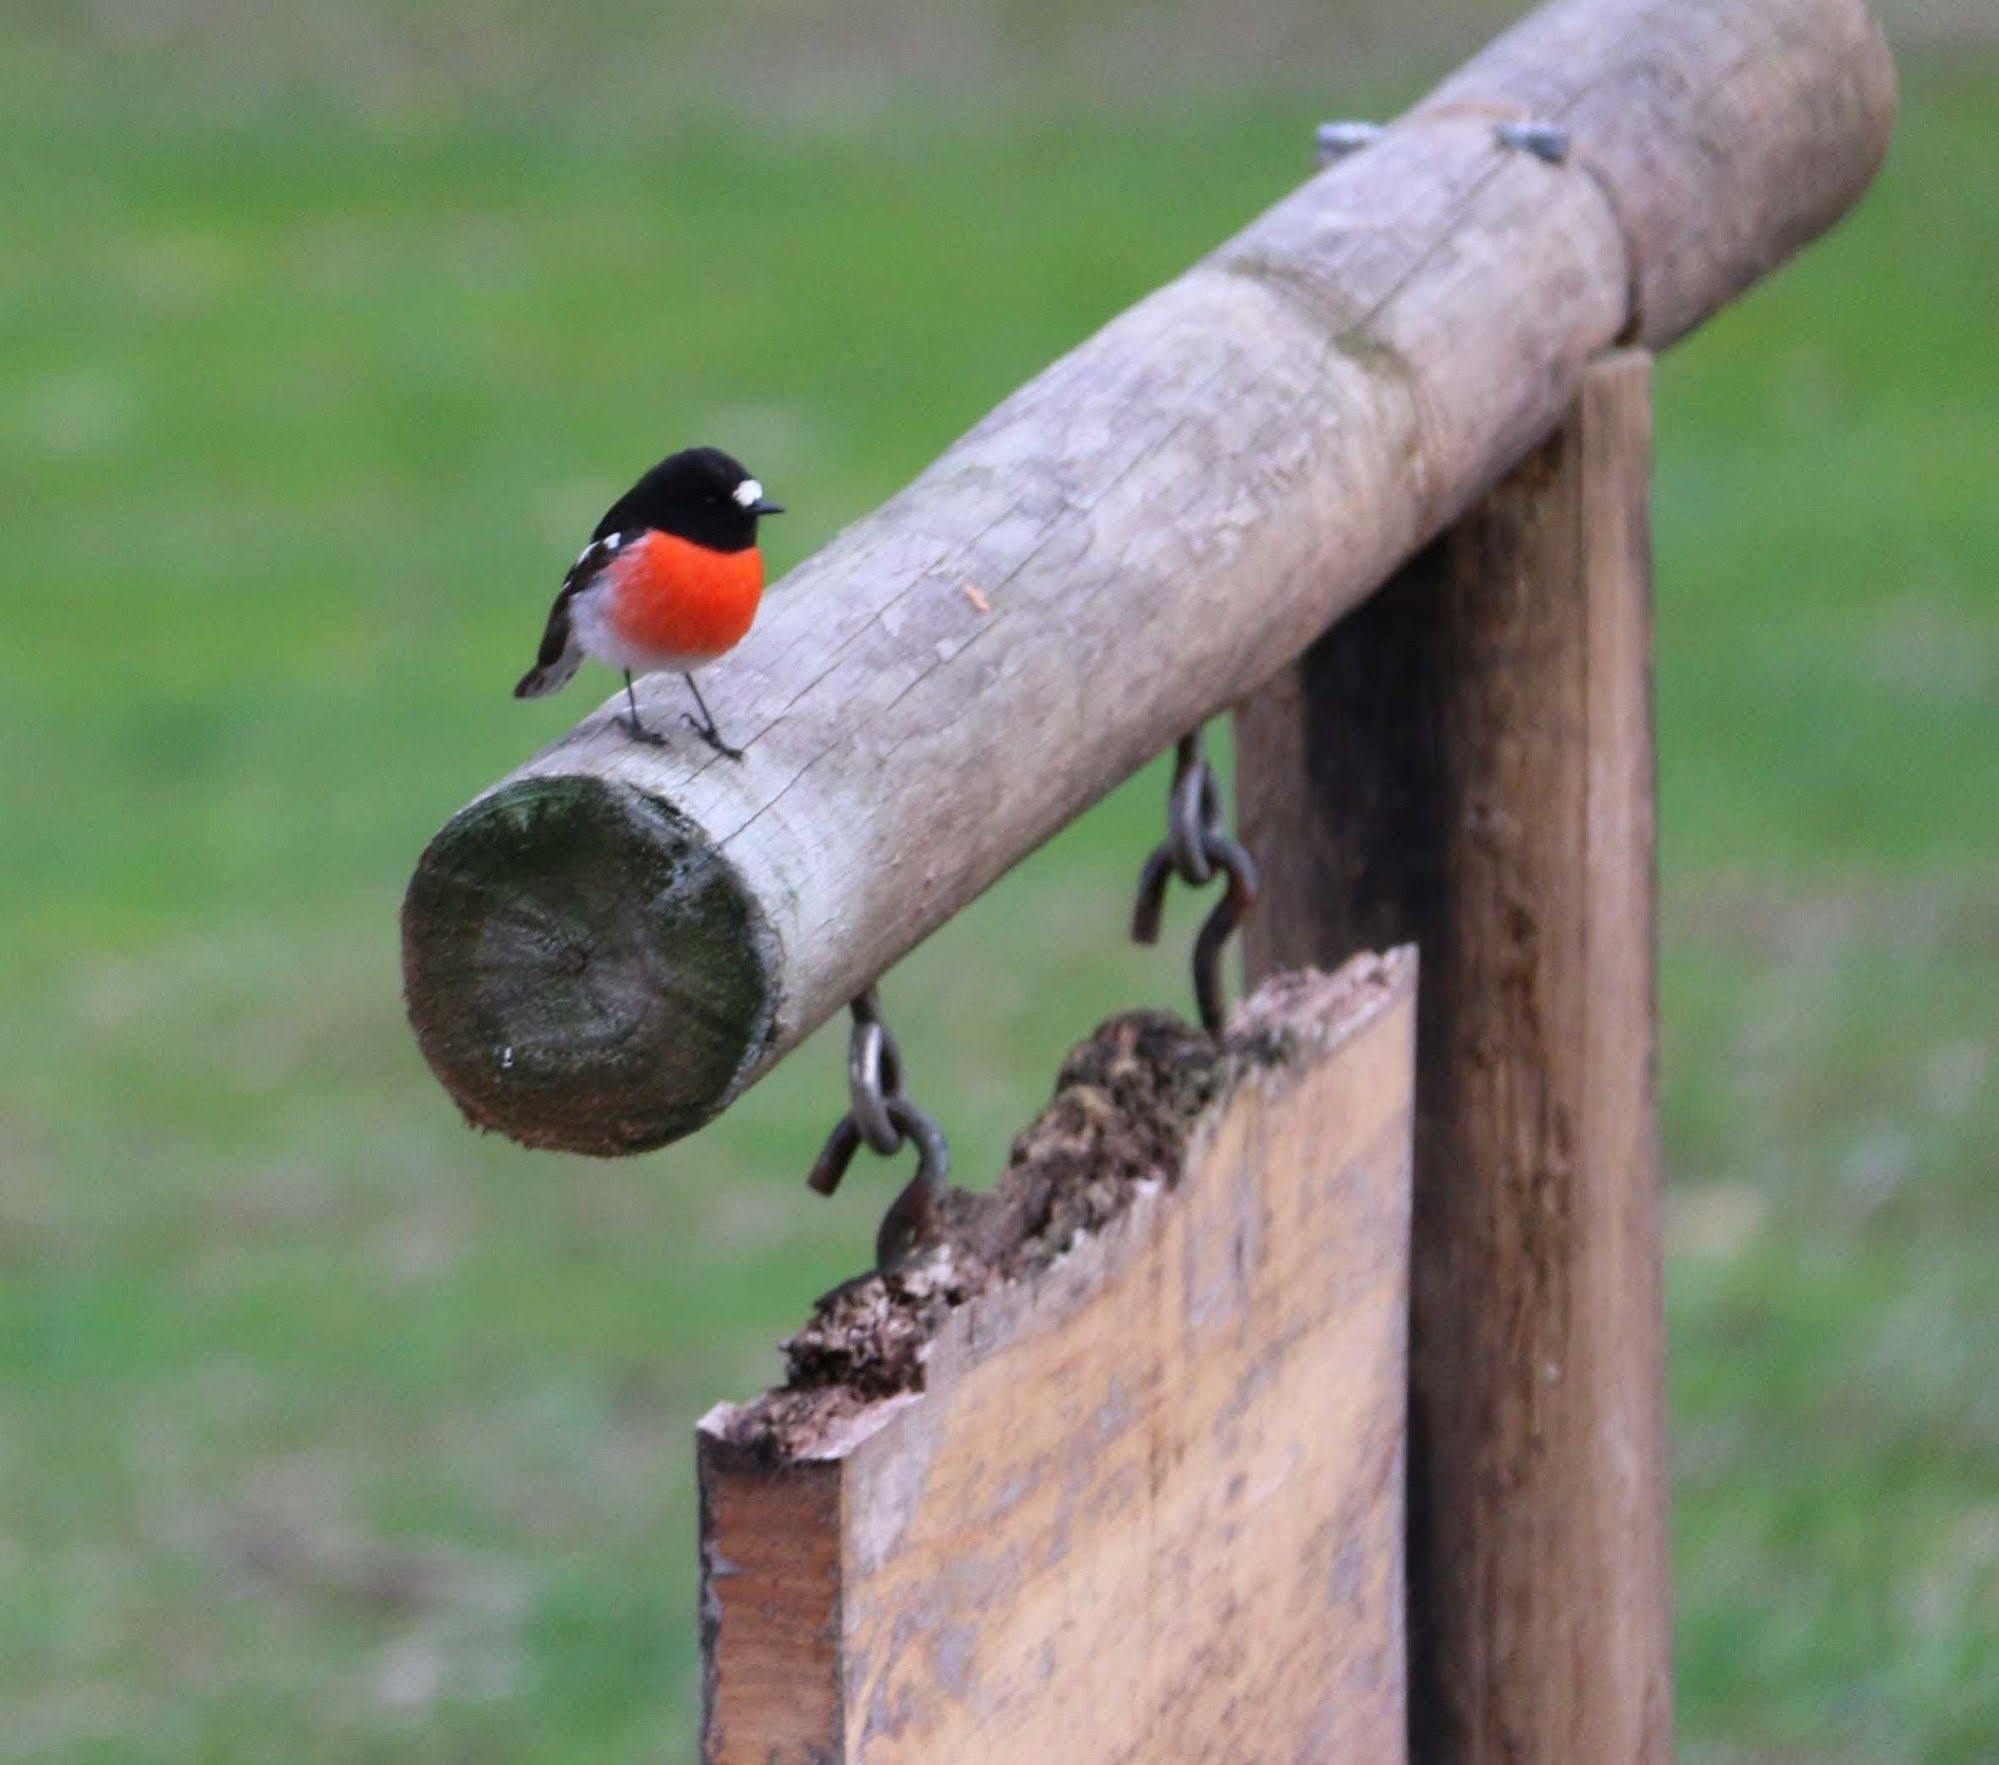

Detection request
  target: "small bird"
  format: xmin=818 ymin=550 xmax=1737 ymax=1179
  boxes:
xmin=515 ymin=447 xmax=783 ymax=759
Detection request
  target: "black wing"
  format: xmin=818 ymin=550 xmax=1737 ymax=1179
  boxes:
xmin=514 ymin=534 xmax=623 ymax=699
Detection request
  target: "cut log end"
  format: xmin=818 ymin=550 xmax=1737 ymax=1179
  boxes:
xmin=400 ymin=774 xmax=778 ymax=1155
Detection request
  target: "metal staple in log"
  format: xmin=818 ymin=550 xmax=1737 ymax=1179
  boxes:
xmin=401 ymin=0 xmax=1894 ymax=1155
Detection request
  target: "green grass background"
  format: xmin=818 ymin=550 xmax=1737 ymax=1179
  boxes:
xmin=1 ymin=27 xmax=1994 ymax=1764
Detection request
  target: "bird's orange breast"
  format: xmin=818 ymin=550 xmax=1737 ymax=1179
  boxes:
xmin=607 ymin=531 xmax=763 ymax=661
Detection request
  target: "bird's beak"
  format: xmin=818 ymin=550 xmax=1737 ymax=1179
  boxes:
xmin=752 ymin=499 xmax=785 ymax=517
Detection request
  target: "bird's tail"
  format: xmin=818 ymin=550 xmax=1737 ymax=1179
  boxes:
xmin=513 ymin=647 xmax=583 ymax=699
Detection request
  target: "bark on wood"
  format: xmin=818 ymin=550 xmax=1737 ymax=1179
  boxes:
xmin=699 ymin=953 xmax=1417 ymax=1764
xmin=1234 ymin=352 xmax=1669 ymax=1760
xmin=402 ymin=0 xmax=1892 ymax=1154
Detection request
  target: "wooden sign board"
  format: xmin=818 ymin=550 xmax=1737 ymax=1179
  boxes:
xmin=699 ymin=951 xmax=1416 ymax=1763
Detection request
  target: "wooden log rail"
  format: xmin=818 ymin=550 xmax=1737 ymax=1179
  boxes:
xmin=401 ymin=0 xmax=1893 ymax=1156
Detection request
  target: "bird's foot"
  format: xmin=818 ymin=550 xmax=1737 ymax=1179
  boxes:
xmin=681 ymin=713 xmax=744 ymax=761
xmin=617 ymin=714 xmax=670 ymax=747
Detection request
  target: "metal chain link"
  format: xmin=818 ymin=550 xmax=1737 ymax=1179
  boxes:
xmin=845 ymin=988 xmax=905 ymax=1155
xmin=1132 ymin=730 xmax=1260 ymax=1034
xmin=806 ymin=736 xmax=1254 ymax=1261
xmin=808 ymin=985 xmax=951 ymax=1268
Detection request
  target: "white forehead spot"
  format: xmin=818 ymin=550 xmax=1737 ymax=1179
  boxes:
xmin=732 ymin=478 xmax=763 ymax=509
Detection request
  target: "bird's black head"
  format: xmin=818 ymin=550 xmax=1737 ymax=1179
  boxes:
xmin=594 ymin=446 xmax=784 ymax=554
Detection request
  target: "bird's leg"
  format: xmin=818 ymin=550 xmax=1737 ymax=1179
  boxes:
xmin=679 ymin=673 xmax=743 ymax=761
xmin=618 ymin=670 xmax=668 ymax=746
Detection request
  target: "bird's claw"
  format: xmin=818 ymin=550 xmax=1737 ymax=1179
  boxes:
xmin=680 ymin=713 xmax=744 ymax=761
xmin=617 ymin=714 xmax=669 ymax=747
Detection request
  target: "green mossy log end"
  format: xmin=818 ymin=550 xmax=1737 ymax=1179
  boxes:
xmin=400 ymin=775 xmax=779 ymax=1155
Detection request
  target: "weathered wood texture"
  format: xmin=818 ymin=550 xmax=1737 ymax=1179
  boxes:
xmin=402 ymin=0 xmax=1893 ymax=1155
xmin=699 ymin=953 xmax=1416 ymax=1764
xmin=1235 ymin=352 xmax=1668 ymax=1760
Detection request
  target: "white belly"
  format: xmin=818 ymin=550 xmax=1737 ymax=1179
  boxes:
xmin=569 ymin=581 xmax=720 ymax=676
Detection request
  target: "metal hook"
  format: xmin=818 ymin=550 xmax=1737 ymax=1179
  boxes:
xmin=806 ymin=1095 xmax=951 ymax=1268
xmin=1189 ymin=834 xmax=1259 ymax=1034
xmin=1131 ymin=728 xmax=1260 ymax=1034
xmin=807 ymin=989 xmax=951 ymax=1268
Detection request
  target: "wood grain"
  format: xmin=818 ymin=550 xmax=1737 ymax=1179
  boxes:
xmin=402 ymin=0 xmax=1892 ymax=1154
xmin=699 ymin=953 xmax=1417 ymax=1763
xmin=1235 ymin=352 xmax=1669 ymax=1761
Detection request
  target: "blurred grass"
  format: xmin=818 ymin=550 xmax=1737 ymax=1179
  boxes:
xmin=1 ymin=42 xmax=1994 ymax=1765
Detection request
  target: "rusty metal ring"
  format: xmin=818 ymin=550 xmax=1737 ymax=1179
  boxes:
xmin=1166 ymin=748 xmax=1220 ymax=885
xmin=848 ymin=1018 xmax=905 ymax=1155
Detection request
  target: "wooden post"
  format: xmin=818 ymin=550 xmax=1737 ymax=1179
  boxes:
xmin=699 ymin=954 xmax=1416 ymax=1763
xmin=1235 ymin=352 xmax=1670 ymax=1760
